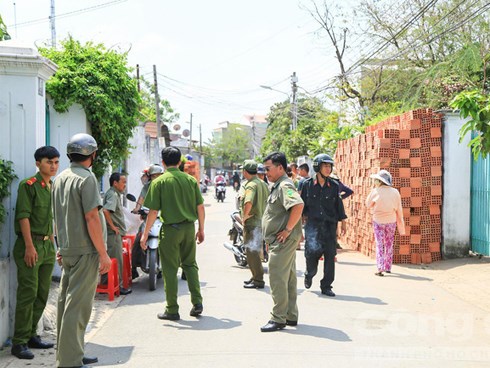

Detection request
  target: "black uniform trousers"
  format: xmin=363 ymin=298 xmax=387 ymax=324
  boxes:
xmin=304 ymin=220 xmax=337 ymax=291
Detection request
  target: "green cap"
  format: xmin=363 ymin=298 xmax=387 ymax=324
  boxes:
xmin=240 ymin=160 xmax=258 ymax=174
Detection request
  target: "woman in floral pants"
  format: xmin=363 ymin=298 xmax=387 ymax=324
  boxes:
xmin=365 ymin=170 xmax=405 ymax=276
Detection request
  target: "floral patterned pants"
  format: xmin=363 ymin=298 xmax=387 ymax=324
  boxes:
xmin=373 ymin=221 xmax=396 ymax=272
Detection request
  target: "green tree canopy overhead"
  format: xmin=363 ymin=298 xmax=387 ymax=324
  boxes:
xmin=0 ymin=15 xmax=10 ymax=41
xmin=39 ymin=37 xmax=141 ymax=178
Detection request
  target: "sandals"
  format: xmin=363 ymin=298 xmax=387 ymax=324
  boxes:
xmin=374 ymin=271 xmax=384 ymax=277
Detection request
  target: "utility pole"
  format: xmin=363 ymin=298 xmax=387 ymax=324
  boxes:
xmin=136 ymin=64 xmax=140 ymax=92
xmin=50 ymin=0 xmax=56 ymax=47
xmin=188 ymin=113 xmax=193 ymax=153
xmin=13 ymin=2 xmax=18 ymax=38
xmin=153 ymin=65 xmax=162 ymax=139
xmin=291 ymin=72 xmax=298 ymax=130
xmin=199 ymin=123 xmax=202 ymax=154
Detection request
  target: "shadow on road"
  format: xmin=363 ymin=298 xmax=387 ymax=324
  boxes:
xmin=385 ymin=273 xmax=432 ymax=281
xmin=85 ymin=342 xmax=134 ymax=366
xmin=162 ymin=316 xmax=242 ymax=331
xmin=315 ymin=292 xmax=387 ymax=305
xmin=284 ymin=324 xmax=351 ymax=341
xmin=337 ymin=261 xmax=374 ymax=267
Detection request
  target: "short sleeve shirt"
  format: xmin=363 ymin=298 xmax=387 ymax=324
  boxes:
xmin=14 ymin=172 xmax=53 ymax=236
xmin=103 ymin=187 xmax=127 ymax=235
xmin=261 ymin=175 xmax=304 ymax=244
xmin=52 ymin=163 xmax=106 ymax=256
xmin=144 ymin=168 xmax=204 ymax=224
xmin=241 ymin=176 xmax=269 ymax=228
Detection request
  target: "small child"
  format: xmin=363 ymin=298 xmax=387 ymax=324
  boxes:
xmin=365 ymin=170 xmax=405 ymax=276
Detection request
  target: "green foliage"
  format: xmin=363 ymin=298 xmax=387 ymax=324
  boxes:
xmin=450 ymin=90 xmax=490 ymax=160
xmin=0 ymin=158 xmax=17 ymax=242
xmin=0 ymin=15 xmax=10 ymax=41
xmin=39 ymin=37 xmax=141 ymax=177
xmin=209 ymin=124 xmax=251 ymax=168
xmin=139 ymin=77 xmax=179 ymax=124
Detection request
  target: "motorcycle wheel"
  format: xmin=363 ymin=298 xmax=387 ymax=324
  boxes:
xmin=149 ymin=248 xmax=158 ymax=291
xmin=232 ymin=232 xmax=248 ymax=267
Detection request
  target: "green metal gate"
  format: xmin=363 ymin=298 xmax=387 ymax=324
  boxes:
xmin=471 ymin=154 xmax=490 ymax=255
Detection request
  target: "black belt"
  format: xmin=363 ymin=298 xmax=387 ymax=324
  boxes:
xmin=32 ymin=234 xmax=50 ymax=241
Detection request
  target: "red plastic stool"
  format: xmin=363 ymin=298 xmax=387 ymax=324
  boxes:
xmin=96 ymin=258 xmax=120 ymax=301
xmin=123 ymin=234 xmax=136 ymax=248
xmin=122 ymin=238 xmax=132 ymax=289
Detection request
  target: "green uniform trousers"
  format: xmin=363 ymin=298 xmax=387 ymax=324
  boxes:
xmin=159 ymin=222 xmax=202 ymax=314
xmin=244 ymin=225 xmax=264 ymax=284
xmin=56 ymin=253 xmax=99 ymax=368
xmin=268 ymin=234 xmax=300 ymax=324
xmin=12 ymin=237 xmax=55 ymax=345
xmin=107 ymin=232 xmax=123 ymax=286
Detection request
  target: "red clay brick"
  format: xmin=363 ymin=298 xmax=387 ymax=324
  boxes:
xmin=411 ymin=253 xmax=421 ymax=264
xmin=410 ymin=157 xmax=422 ymax=167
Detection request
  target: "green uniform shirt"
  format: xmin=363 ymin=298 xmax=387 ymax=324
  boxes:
xmin=144 ymin=167 xmax=204 ymax=224
xmin=240 ymin=176 xmax=269 ymax=228
xmin=262 ymin=174 xmax=304 ymax=244
xmin=52 ymin=163 xmax=106 ymax=256
xmin=14 ymin=172 xmax=53 ymax=236
xmin=103 ymin=187 xmax=127 ymax=236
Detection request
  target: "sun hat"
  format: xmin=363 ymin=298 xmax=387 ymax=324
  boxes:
xmin=370 ymin=169 xmax=392 ymax=186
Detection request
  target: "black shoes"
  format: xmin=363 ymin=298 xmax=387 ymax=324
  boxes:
xmin=243 ymin=282 xmax=265 ymax=289
xmin=321 ymin=289 xmax=336 ymax=297
xmin=131 ymin=269 xmax=139 ymax=280
xmin=27 ymin=335 xmax=54 ymax=349
xmin=120 ymin=287 xmax=132 ymax=295
xmin=157 ymin=312 xmax=180 ymax=321
xmin=243 ymin=279 xmax=253 ymax=285
xmin=190 ymin=303 xmax=203 ymax=317
xmin=260 ymin=320 xmax=286 ymax=332
xmin=286 ymin=320 xmax=298 ymax=326
xmin=11 ymin=344 xmax=34 ymax=359
xmin=304 ymin=276 xmax=312 ymax=289
xmin=82 ymin=356 xmax=99 ymax=364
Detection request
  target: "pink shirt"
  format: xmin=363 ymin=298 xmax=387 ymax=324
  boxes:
xmin=365 ymin=186 xmax=405 ymax=235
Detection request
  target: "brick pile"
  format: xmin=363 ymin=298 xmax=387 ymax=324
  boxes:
xmin=335 ymin=108 xmax=442 ymax=264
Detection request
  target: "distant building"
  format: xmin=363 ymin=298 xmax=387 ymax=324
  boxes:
xmin=243 ymin=114 xmax=268 ymax=158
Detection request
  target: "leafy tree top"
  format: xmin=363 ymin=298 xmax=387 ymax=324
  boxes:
xmin=39 ymin=37 xmax=141 ymax=177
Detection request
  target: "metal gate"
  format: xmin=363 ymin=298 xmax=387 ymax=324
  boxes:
xmin=471 ymin=154 xmax=490 ymax=255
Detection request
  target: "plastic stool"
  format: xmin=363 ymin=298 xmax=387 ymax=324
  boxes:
xmin=96 ymin=258 xmax=120 ymax=301
xmin=123 ymin=234 xmax=136 ymax=248
xmin=122 ymin=238 xmax=132 ymax=289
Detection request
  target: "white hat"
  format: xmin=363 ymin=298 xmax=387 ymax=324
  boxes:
xmin=370 ymin=169 xmax=392 ymax=186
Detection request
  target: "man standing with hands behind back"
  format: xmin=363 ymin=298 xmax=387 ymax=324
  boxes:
xmin=52 ymin=133 xmax=111 ymax=368
xmin=11 ymin=146 xmax=60 ymax=360
xmin=260 ymin=152 xmax=304 ymax=332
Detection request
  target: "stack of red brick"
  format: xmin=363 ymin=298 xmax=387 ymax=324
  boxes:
xmin=335 ymin=108 xmax=442 ymax=264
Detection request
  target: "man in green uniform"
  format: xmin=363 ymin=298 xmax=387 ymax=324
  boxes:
xmin=141 ymin=146 xmax=205 ymax=321
xmin=11 ymin=146 xmax=60 ymax=360
xmin=52 ymin=133 xmax=112 ymax=368
xmin=240 ymin=160 xmax=269 ymax=290
xmin=103 ymin=172 xmax=131 ymax=295
xmin=260 ymin=152 xmax=304 ymax=332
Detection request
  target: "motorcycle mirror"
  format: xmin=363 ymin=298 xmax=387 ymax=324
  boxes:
xmin=126 ymin=193 xmax=137 ymax=202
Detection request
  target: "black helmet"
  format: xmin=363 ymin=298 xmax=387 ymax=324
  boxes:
xmin=67 ymin=133 xmax=98 ymax=156
xmin=313 ymin=154 xmax=334 ymax=172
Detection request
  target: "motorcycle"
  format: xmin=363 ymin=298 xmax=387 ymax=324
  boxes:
xmin=215 ymin=182 xmax=226 ymax=202
xmin=200 ymin=179 xmax=208 ymax=193
xmin=223 ymin=211 xmax=268 ymax=267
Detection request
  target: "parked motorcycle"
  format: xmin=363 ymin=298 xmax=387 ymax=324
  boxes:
xmin=223 ymin=211 xmax=268 ymax=267
xmin=215 ymin=182 xmax=226 ymax=202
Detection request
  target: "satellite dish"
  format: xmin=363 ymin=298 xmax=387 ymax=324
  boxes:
xmin=182 ymin=129 xmax=190 ymax=137
xmin=173 ymin=124 xmax=181 ymax=131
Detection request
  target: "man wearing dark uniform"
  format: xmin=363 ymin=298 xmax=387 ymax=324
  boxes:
xmin=300 ymin=154 xmax=347 ymax=297
xmin=260 ymin=152 xmax=304 ymax=332
xmin=11 ymin=146 xmax=60 ymax=360
xmin=141 ymin=147 xmax=205 ymax=321
xmin=52 ymin=133 xmax=111 ymax=368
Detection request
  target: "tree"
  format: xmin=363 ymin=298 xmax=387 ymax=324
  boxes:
xmin=139 ymin=77 xmax=179 ymax=125
xmin=209 ymin=124 xmax=251 ymax=168
xmin=0 ymin=15 xmax=10 ymax=41
xmin=39 ymin=37 xmax=141 ymax=178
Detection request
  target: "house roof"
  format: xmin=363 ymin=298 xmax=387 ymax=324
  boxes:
xmin=144 ymin=122 xmax=157 ymax=138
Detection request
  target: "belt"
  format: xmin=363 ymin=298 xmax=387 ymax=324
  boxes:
xmin=32 ymin=234 xmax=50 ymax=241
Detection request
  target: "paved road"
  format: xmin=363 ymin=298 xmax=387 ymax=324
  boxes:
xmin=2 ymin=189 xmax=490 ymax=367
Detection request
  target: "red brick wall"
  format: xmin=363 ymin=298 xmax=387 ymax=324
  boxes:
xmin=335 ymin=109 xmax=442 ymax=264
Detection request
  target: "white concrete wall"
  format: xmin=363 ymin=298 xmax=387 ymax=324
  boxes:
xmin=126 ymin=126 xmax=154 ymax=203
xmin=442 ymin=111 xmax=471 ymax=258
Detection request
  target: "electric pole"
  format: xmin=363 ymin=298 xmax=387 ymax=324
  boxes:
xmin=153 ymin=65 xmax=162 ymax=139
xmin=50 ymin=0 xmax=56 ymax=47
xmin=136 ymin=64 xmax=140 ymax=92
xmin=291 ymin=72 xmax=298 ymax=130
xmin=188 ymin=113 xmax=193 ymax=153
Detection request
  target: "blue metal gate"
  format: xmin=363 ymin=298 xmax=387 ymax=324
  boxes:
xmin=471 ymin=154 xmax=490 ymax=255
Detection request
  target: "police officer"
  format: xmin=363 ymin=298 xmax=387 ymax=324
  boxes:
xmin=103 ymin=172 xmax=131 ymax=295
xmin=260 ymin=152 xmax=304 ymax=332
xmin=52 ymin=133 xmax=111 ymax=367
xmin=257 ymin=164 xmax=268 ymax=184
xmin=300 ymin=154 xmax=347 ymax=297
xmin=11 ymin=146 xmax=60 ymax=360
xmin=141 ymin=147 xmax=205 ymax=321
xmin=240 ymin=160 xmax=269 ymax=290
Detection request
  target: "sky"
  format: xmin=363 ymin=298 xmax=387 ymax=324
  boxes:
xmin=0 ymin=0 xmax=360 ymax=141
